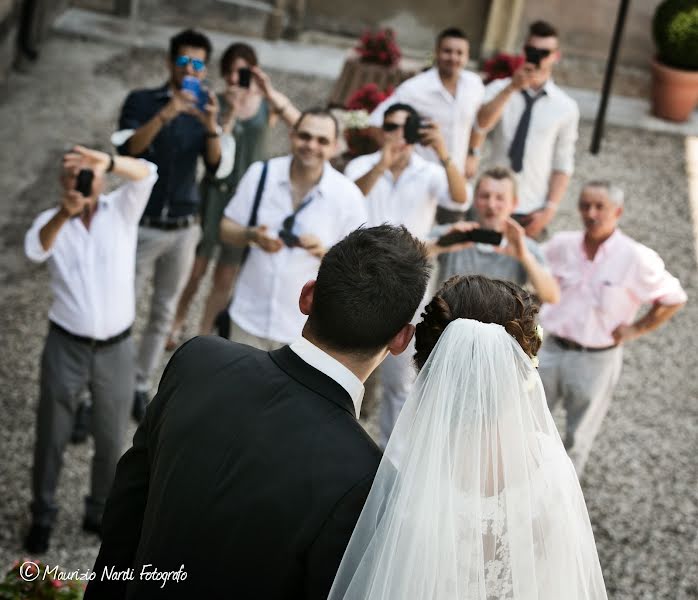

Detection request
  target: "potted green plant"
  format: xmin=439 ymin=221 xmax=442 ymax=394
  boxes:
xmin=651 ymin=0 xmax=698 ymax=122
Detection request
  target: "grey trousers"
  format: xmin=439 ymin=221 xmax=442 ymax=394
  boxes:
xmin=135 ymin=224 xmax=200 ymax=392
xmin=230 ymin=320 xmax=286 ymax=352
xmin=538 ymin=337 xmax=623 ymax=476
xmin=378 ymin=336 xmax=417 ymax=449
xmin=31 ymin=326 xmax=133 ymax=526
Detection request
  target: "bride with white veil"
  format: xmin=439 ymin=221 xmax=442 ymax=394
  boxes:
xmin=328 ymin=275 xmax=607 ymax=600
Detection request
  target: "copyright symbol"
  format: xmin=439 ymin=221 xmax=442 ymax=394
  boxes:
xmin=19 ymin=561 xmax=40 ymax=582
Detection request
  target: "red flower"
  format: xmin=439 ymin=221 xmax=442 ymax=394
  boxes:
xmin=483 ymin=52 xmax=525 ymax=83
xmin=355 ymin=28 xmax=402 ymax=67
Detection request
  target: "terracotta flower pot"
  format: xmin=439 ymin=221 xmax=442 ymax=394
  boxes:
xmin=650 ymin=58 xmax=698 ymax=122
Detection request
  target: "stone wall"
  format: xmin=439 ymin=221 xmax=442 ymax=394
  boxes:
xmin=287 ymin=0 xmax=491 ymax=57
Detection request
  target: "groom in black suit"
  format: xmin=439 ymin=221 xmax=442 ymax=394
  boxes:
xmin=85 ymin=225 xmax=430 ymax=599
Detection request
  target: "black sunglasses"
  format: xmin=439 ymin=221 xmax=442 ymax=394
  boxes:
xmin=382 ymin=122 xmax=403 ymax=132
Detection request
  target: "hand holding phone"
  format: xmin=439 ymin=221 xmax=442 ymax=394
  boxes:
xmin=181 ymin=75 xmax=209 ymax=111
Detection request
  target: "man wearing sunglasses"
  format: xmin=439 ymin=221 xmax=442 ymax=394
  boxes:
xmin=112 ymin=29 xmax=233 ymax=423
xmin=476 ymin=20 xmax=579 ymax=239
xmin=219 ymin=108 xmax=367 ymax=351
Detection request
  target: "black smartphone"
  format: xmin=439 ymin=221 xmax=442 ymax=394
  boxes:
xmin=75 ymin=169 xmax=94 ymax=197
xmin=436 ymin=229 xmax=503 ymax=247
xmin=524 ymin=45 xmax=550 ymax=67
xmin=238 ymin=67 xmax=252 ymax=89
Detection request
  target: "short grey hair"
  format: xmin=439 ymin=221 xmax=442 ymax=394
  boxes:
xmin=583 ymin=180 xmax=624 ymax=206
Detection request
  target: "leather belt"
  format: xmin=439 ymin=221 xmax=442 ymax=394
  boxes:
xmin=140 ymin=214 xmax=198 ymax=230
xmin=50 ymin=321 xmax=132 ymax=348
xmin=550 ymin=334 xmax=616 ymax=353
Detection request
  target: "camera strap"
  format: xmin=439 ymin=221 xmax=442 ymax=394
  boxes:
xmin=240 ymin=160 xmax=269 ymax=266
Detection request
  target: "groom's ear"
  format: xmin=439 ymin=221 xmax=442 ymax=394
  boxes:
xmin=298 ymin=279 xmax=316 ymax=316
xmin=387 ymin=324 xmax=415 ymax=356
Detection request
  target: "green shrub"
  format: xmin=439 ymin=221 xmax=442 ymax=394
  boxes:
xmin=653 ymin=0 xmax=698 ymax=70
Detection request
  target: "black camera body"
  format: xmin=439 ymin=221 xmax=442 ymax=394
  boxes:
xmin=403 ymin=113 xmax=429 ymax=145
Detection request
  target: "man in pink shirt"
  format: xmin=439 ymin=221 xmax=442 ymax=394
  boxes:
xmin=539 ymin=181 xmax=686 ymax=475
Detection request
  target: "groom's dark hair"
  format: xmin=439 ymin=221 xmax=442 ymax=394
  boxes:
xmin=307 ymin=225 xmax=430 ymax=356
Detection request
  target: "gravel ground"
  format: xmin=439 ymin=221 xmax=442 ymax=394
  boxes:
xmin=1 ymin=35 xmax=696 ymax=599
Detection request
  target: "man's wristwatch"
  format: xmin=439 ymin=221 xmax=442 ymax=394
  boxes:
xmin=245 ymin=226 xmax=257 ymax=243
xmin=468 ymin=147 xmax=481 ymax=158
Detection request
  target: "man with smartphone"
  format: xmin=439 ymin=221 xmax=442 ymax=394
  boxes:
xmin=476 ymin=20 xmax=579 ymax=239
xmin=436 ymin=166 xmax=559 ymax=305
xmin=344 ymin=102 xmax=469 ymax=446
xmin=219 ymin=108 xmax=367 ymax=351
xmin=23 ymin=146 xmax=157 ymax=554
xmin=113 ymin=29 xmax=234 ymax=423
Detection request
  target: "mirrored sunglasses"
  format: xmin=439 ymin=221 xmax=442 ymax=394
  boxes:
xmin=175 ymin=55 xmax=206 ymax=72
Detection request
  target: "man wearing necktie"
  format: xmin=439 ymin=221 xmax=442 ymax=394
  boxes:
xmin=476 ymin=20 xmax=579 ymax=239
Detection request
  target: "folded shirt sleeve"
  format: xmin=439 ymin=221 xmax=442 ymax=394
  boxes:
xmin=110 ymin=160 xmax=158 ymax=223
xmin=224 ymin=160 xmax=264 ymax=226
xmin=25 ymin=209 xmax=59 ymax=263
xmin=630 ymin=244 xmax=687 ymax=305
xmin=551 ymin=103 xmax=579 ymax=175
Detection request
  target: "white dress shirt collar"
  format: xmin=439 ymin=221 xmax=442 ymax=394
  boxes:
xmin=423 ymin=66 xmax=472 ymax=97
xmin=290 ymin=336 xmax=365 ymax=418
xmin=276 ymin=155 xmax=333 ymax=199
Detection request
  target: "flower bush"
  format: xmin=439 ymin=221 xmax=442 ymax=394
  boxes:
xmin=345 ymin=83 xmax=394 ymax=112
xmin=355 ymin=29 xmax=402 ymax=67
xmin=0 ymin=560 xmax=85 ymax=599
xmin=482 ymin=52 xmax=525 ymax=84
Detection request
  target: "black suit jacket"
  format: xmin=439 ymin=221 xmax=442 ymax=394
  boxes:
xmin=85 ymin=336 xmax=382 ymax=599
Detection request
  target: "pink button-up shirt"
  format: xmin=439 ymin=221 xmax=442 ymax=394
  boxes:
xmin=539 ymin=229 xmax=687 ymax=348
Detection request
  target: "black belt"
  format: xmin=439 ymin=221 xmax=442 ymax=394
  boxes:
xmin=50 ymin=322 xmax=132 ymax=348
xmin=550 ymin=335 xmax=616 ymax=353
xmin=140 ymin=214 xmax=198 ymax=230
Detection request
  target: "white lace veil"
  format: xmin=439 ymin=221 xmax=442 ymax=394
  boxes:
xmin=329 ymin=319 xmax=607 ymax=600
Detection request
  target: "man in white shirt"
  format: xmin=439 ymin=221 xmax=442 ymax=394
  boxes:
xmin=477 ymin=20 xmax=579 ymax=238
xmin=345 ymin=102 xmax=469 ymax=446
xmin=220 ymin=109 xmax=368 ymax=350
xmin=369 ymin=27 xmax=485 ymax=222
xmin=23 ymin=146 xmax=157 ymax=554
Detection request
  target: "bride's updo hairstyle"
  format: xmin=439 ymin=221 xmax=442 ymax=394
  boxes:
xmin=414 ymin=275 xmax=541 ymax=369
